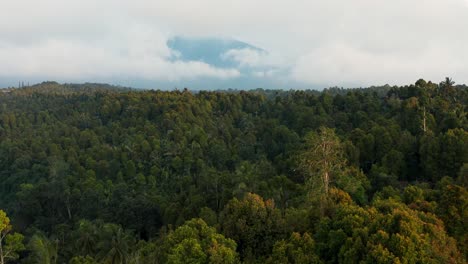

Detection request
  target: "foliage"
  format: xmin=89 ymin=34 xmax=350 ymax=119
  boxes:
xmin=0 ymin=79 xmax=466 ymax=262
xmin=0 ymin=210 xmax=25 ymax=264
xmin=161 ymin=218 xmax=238 ymax=264
xmin=315 ymin=198 xmax=464 ymax=263
xmin=267 ymin=232 xmax=322 ymax=264
xmin=220 ymin=193 xmax=285 ymax=262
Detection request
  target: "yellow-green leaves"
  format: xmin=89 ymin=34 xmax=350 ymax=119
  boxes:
xmin=0 ymin=210 xmax=25 ymax=264
xmin=164 ymin=218 xmax=238 ymax=264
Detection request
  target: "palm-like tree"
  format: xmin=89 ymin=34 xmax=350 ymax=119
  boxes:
xmin=440 ymin=77 xmax=455 ymax=88
xmin=439 ymin=77 xmax=457 ymax=102
xmin=75 ymin=220 xmax=98 ymax=257
xmin=97 ymin=224 xmax=134 ymax=264
xmin=28 ymin=233 xmax=58 ymax=264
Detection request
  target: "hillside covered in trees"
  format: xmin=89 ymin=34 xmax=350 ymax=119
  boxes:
xmin=0 ymin=79 xmax=466 ymax=263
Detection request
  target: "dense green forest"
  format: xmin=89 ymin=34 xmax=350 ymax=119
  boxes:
xmin=0 ymin=79 xmax=466 ymax=263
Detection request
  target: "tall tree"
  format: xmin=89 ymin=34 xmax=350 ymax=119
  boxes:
xmin=298 ymin=127 xmax=346 ymax=211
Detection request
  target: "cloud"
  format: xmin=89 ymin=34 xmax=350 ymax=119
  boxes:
xmin=0 ymin=24 xmax=240 ymax=82
xmin=221 ymin=48 xmax=288 ymax=80
xmin=221 ymin=48 xmax=267 ymax=67
xmin=253 ymin=70 xmax=277 ymax=78
xmin=291 ymin=42 xmax=468 ymax=87
xmin=1 ymin=0 xmax=468 ymax=88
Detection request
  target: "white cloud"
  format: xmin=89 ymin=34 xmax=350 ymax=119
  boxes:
xmin=0 ymin=25 xmax=240 ymax=82
xmin=253 ymin=70 xmax=278 ymax=78
xmin=1 ymin=0 xmax=468 ymax=87
xmin=221 ymin=48 xmax=288 ymax=81
xmin=291 ymin=43 xmax=468 ymax=87
xmin=220 ymin=48 xmax=288 ymax=70
xmin=221 ymin=48 xmax=266 ymax=67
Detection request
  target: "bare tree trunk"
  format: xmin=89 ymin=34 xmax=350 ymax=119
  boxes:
xmin=66 ymin=202 xmax=72 ymax=220
xmin=423 ymin=107 xmax=427 ymax=133
xmin=324 ymin=171 xmax=329 ymax=194
xmin=0 ymin=237 xmax=4 ymax=264
xmin=215 ymin=177 xmax=220 ymax=212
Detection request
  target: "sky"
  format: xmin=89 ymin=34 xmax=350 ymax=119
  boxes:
xmin=1 ymin=0 xmax=468 ymax=89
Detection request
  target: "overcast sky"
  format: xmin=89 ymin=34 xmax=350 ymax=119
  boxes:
xmin=1 ymin=0 xmax=468 ymax=89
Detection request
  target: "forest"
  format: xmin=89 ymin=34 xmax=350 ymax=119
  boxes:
xmin=0 ymin=79 xmax=466 ymax=263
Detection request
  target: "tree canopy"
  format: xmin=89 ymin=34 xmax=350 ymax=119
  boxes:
xmin=0 ymin=79 xmax=466 ymax=263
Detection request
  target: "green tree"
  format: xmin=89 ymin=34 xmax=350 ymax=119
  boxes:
xmin=220 ymin=193 xmax=285 ymax=262
xmin=268 ymin=232 xmax=322 ymax=264
xmin=315 ymin=198 xmax=464 ymax=263
xmin=69 ymin=255 xmax=99 ymax=264
xmin=440 ymin=129 xmax=468 ymax=178
xmin=298 ymin=127 xmax=345 ymax=197
xmin=436 ymin=179 xmax=467 ymax=257
xmin=162 ymin=218 xmax=238 ymax=264
xmin=96 ymin=224 xmax=135 ymax=264
xmin=73 ymin=220 xmax=98 ymax=257
xmin=0 ymin=210 xmax=25 ymax=264
xmin=297 ymin=127 xmax=366 ymax=216
xmin=27 ymin=233 xmax=59 ymax=264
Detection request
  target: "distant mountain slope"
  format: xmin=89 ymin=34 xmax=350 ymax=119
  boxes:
xmin=0 ymin=81 xmax=133 ymax=95
xmin=167 ymin=36 xmax=265 ymax=68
